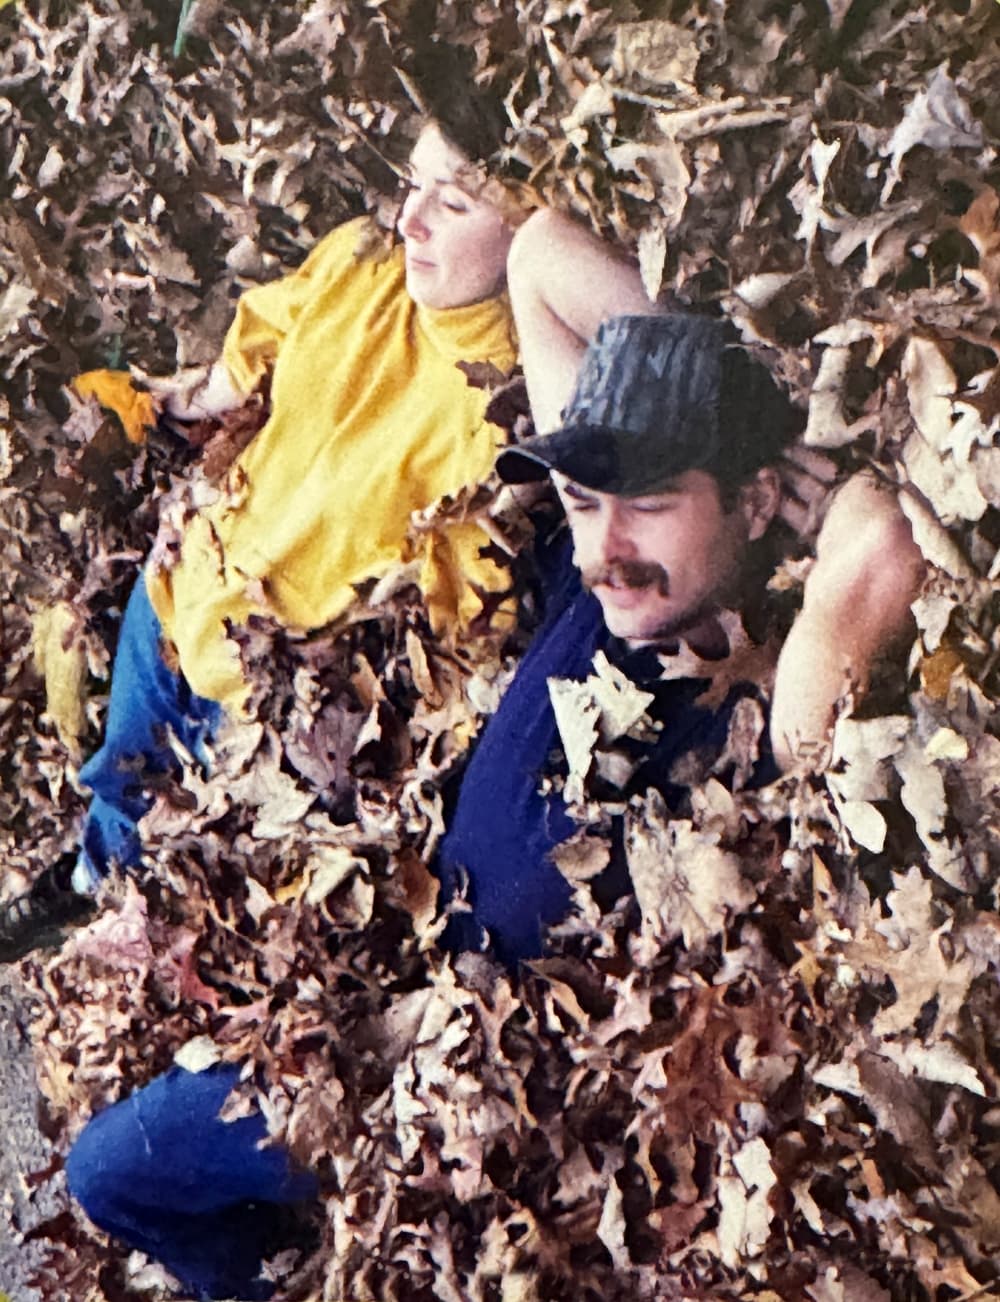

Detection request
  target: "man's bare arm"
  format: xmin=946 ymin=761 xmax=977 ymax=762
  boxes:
xmin=506 ymin=208 xmax=660 ymax=432
xmin=771 ymin=474 xmax=926 ymax=770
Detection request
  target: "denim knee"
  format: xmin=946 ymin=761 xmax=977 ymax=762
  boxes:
xmin=65 ymin=1111 xmax=121 ymax=1229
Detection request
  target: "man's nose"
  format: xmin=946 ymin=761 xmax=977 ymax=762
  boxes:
xmin=595 ymin=506 xmax=637 ymax=564
xmin=399 ymin=192 xmax=430 ymax=242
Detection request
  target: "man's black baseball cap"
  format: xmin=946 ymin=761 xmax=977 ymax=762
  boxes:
xmin=496 ymin=314 xmax=801 ymax=495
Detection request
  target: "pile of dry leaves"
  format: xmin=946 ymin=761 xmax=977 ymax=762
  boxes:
xmin=2 ymin=0 xmax=1000 ymax=1298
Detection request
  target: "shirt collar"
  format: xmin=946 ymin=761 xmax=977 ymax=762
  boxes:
xmin=416 ymin=292 xmax=517 ymax=369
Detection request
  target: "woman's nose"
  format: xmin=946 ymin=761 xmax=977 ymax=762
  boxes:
xmin=399 ymin=191 xmax=430 ymax=242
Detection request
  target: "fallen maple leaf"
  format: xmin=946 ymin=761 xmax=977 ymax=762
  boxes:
xmin=71 ymin=369 xmax=157 ymax=445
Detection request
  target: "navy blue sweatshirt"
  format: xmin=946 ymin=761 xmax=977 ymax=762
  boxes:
xmin=435 ymin=537 xmax=774 ymax=967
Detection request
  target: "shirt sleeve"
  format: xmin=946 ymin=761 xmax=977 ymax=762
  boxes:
xmin=220 ymin=217 xmax=375 ymax=395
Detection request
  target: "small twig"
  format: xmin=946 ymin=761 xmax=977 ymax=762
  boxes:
xmin=610 ymin=86 xmax=714 ymax=112
xmin=676 ymin=107 xmax=793 ymax=139
xmin=611 ymin=89 xmax=792 ymax=138
xmin=173 ymin=0 xmax=194 ymax=60
xmin=104 ymin=334 xmax=124 ymax=371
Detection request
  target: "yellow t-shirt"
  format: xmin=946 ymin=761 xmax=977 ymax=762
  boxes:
xmin=146 ymin=218 xmax=517 ymax=712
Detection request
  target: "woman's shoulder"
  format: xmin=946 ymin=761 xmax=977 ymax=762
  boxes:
xmin=307 ymin=215 xmax=402 ymax=279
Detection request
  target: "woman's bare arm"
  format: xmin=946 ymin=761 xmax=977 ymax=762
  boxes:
xmin=506 ymin=208 xmax=660 ymax=432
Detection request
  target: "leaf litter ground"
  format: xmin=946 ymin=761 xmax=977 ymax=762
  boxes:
xmin=1 ymin=1 xmax=1000 ymax=1298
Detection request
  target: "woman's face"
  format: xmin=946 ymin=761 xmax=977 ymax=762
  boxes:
xmin=398 ymin=124 xmax=515 ymax=310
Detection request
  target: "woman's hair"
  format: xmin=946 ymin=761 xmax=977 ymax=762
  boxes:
xmin=406 ymin=39 xmax=511 ymax=167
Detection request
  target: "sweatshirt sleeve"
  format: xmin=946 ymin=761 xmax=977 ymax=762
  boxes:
xmin=220 ymin=217 xmax=376 ymax=395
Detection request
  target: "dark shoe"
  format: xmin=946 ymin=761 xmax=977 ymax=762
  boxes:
xmin=0 ymin=856 xmax=96 ymax=963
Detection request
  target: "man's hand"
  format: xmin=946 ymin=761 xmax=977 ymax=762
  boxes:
xmin=771 ymin=472 xmax=926 ymax=771
xmin=776 ymin=444 xmax=839 ymax=540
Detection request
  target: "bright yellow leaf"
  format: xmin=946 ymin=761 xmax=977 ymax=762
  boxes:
xmin=72 ymin=368 xmax=157 ymax=445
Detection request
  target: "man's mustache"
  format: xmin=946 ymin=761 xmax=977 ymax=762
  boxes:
xmin=581 ymin=559 xmax=670 ymax=595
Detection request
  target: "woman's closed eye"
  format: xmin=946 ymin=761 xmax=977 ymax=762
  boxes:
xmin=402 ymin=172 xmax=471 ymax=210
xmin=440 ymin=189 xmax=471 ymax=213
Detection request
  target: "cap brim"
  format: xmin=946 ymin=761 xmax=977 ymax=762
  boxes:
xmin=496 ymin=424 xmax=633 ymax=490
xmin=493 ymin=441 xmax=554 ymax=485
xmin=496 ymin=423 xmax=708 ymax=496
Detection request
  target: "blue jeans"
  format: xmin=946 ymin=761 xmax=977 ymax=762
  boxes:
xmin=66 ymin=1065 xmax=320 ymax=1300
xmin=76 ymin=576 xmax=222 ymax=886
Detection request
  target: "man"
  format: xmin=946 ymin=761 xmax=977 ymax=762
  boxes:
xmin=504 ymin=205 xmax=925 ymax=772
xmin=65 ymin=310 xmax=925 ymax=1299
xmin=437 ymin=311 xmax=796 ymax=965
xmin=0 ymin=99 xmax=525 ymax=961
xmin=438 ymin=306 xmax=925 ymax=961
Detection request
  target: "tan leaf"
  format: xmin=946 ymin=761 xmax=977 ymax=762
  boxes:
xmin=879 ymin=1039 xmax=984 ymax=1096
xmin=173 ymin=1035 xmax=223 ymax=1074
xmin=548 ymin=676 xmax=600 ymax=799
xmin=881 ymin=65 xmax=983 ymax=201
xmin=625 ymin=791 xmax=756 ymax=953
xmin=874 ymin=866 xmax=934 ymax=950
xmin=611 ymin=20 xmax=700 ymax=88
xmin=901 ymin=338 xmax=989 ymax=524
xmin=804 ymin=345 xmax=855 ymax=449
xmin=637 ymin=223 xmax=667 ymax=301
xmin=0 ymin=279 xmax=36 ymax=340
xmin=833 ymin=799 xmax=887 ymax=853
xmin=827 ymin=714 xmax=909 ymax=802
xmin=550 ymin=830 xmax=611 ymax=884
xmin=897 ymin=489 xmax=974 ymax=579
xmin=301 ymin=845 xmax=366 ymax=906
xmin=869 ymin=917 xmax=982 ymax=1041
xmin=959 ymin=187 xmax=1000 ymax=303
xmin=604 ymin=138 xmax=691 ymax=229
xmin=31 ymin=601 xmax=88 ymax=757
xmin=717 ymin=1137 xmax=777 ymax=1265
xmin=589 ymin=651 xmax=656 ymax=741
xmin=596 ymin=1178 xmax=629 ymax=1271
xmin=895 ymin=734 xmax=965 ymax=890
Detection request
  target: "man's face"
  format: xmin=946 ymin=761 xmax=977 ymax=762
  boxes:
xmin=554 ymin=468 xmax=776 ymax=651
xmin=398 ymin=124 xmax=514 ymax=310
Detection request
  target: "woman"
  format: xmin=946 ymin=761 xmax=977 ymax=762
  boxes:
xmin=0 ymin=101 xmax=526 ymax=961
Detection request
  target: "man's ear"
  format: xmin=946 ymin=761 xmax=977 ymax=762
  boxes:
xmin=739 ymin=467 xmax=782 ymax=541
